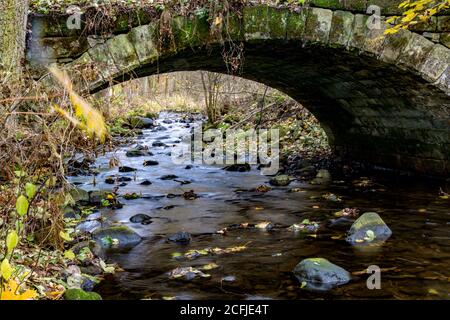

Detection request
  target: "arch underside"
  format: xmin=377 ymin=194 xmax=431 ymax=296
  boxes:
xmin=83 ymin=41 xmax=448 ymax=177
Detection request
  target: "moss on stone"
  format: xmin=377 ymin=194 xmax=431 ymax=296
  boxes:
xmin=64 ymin=288 xmax=102 ymax=300
xmin=286 ymin=8 xmax=309 ymax=39
xmin=304 ymin=8 xmax=333 ymax=43
xmin=348 ymin=14 xmax=368 ymax=50
xmin=380 ymin=28 xmax=412 ymax=63
xmin=243 ymin=6 xmax=289 ymax=41
xmin=106 ymin=34 xmax=139 ymax=73
xmin=329 ymin=10 xmax=354 ymax=47
xmin=128 ymin=23 xmax=158 ymax=64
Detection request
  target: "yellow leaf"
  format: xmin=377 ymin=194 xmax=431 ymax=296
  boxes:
xmin=214 ymin=16 xmax=222 ymax=26
xmin=1 ymin=259 xmax=13 ymax=281
xmin=428 ymin=288 xmax=438 ymax=295
xmin=384 ymin=28 xmax=399 ymax=35
xmin=48 ymin=66 xmax=107 ymax=143
xmin=6 ymin=230 xmax=19 ymax=255
xmin=64 ymin=250 xmax=76 ymax=260
xmin=201 ymin=263 xmax=219 ymax=271
xmin=1 ymin=280 xmax=37 ymax=300
xmin=59 ymin=231 xmax=73 ymax=242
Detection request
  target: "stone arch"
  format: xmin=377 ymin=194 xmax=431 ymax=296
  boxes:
xmin=44 ymin=6 xmax=450 ymax=176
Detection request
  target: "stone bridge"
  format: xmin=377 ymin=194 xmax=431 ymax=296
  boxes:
xmin=27 ymin=1 xmax=450 ymax=177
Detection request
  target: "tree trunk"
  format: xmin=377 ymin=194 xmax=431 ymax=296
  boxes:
xmin=0 ymin=0 xmax=29 ymax=78
xmin=0 ymin=0 xmax=29 ymax=130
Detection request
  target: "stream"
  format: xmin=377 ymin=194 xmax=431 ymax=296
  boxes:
xmin=68 ymin=112 xmax=450 ymax=300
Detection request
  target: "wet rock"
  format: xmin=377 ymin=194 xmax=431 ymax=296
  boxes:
xmin=140 ymin=180 xmax=152 ymax=186
xmin=143 ymin=160 xmax=159 ymax=166
xmin=153 ymin=125 xmax=167 ymax=132
xmin=119 ymin=183 xmax=127 ymax=187
xmin=119 ymin=166 xmax=137 ymax=173
xmin=76 ymin=220 xmax=101 ymax=234
xmin=64 ymin=288 xmax=102 ymax=300
xmin=88 ymin=190 xmax=114 ymax=205
xmin=168 ymin=231 xmax=191 ymax=244
xmin=127 ymin=116 xmax=155 ymax=129
xmin=63 ymin=206 xmax=81 ymax=219
xmin=311 ymin=169 xmax=331 ymax=185
xmin=254 ymin=185 xmax=271 ymax=193
xmin=175 ymin=179 xmax=191 ymax=185
xmin=130 ymin=214 xmax=153 ymax=225
xmin=163 ymin=119 xmax=173 ymax=124
xmin=152 ymin=141 xmax=167 ymax=147
xmin=183 ymin=190 xmax=199 ymax=200
xmin=223 ymin=164 xmax=251 ymax=172
xmin=104 ymin=177 xmax=115 ymax=184
xmin=159 ymin=174 xmax=178 ymax=180
xmin=93 ymin=226 xmax=142 ymax=248
xmin=293 ymin=258 xmax=350 ymax=291
xmin=134 ymin=144 xmax=149 ymax=151
xmin=346 ymin=212 xmax=392 ymax=245
xmin=69 ymin=187 xmax=90 ymax=205
xmin=185 ymin=165 xmax=193 ymax=170
xmin=117 ymin=176 xmax=132 ymax=182
xmin=126 ymin=149 xmax=151 ymax=157
xmin=269 ymin=175 xmax=291 ymax=186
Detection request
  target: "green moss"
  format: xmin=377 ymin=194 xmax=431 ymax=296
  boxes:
xmin=64 ymin=288 xmax=102 ymax=300
xmin=286 ymin=8 xmax=309 ymax=39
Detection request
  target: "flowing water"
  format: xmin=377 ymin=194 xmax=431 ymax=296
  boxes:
xmin=68 ymin=112 xmax=450 ymax=300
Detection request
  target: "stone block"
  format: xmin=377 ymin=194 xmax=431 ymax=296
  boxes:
xmin=303 ymin=7 xmax=333 ymax=43
xmin=128 ymin=24 xmax=158 ymax=64
xmin=106 ymin=34 xmax=140 ymax=74
xmin=329 ymin=10 xmax=354 ymax=47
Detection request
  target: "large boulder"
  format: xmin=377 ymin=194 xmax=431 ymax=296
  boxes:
xmin=346 ymin=212 xmax=392 ymax=245
xmin=293 ymin=258 xmax=350 ymax=291
xmin=126 ymin=148 xmax=151 ymax=157
xmin=92 ymin=225 xmax=142 ymax=249
xmin=127 ymin=116 xmax=155 ymax=129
